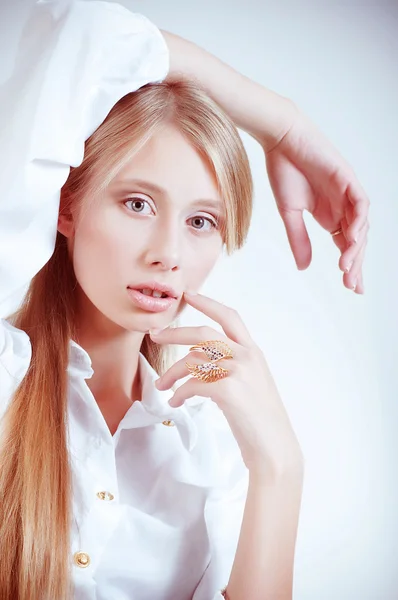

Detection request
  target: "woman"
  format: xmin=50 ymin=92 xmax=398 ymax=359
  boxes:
xmin=0 ymin=2 xmax=368 ymax=599
xmin=0 ymin=78 xmax=303 ymax=599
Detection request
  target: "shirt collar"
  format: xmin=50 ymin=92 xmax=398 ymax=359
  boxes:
xmin=67 ymin=339 xmax=203 ymax=452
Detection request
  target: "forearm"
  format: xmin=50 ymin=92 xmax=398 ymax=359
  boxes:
xmin=160 ymin=30 xmax=298 ymax=152
xmin=225 ymin=466 xmax=304 ymax=600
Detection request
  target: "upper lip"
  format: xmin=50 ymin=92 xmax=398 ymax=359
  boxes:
xmin=128 ymin=281 xmax=179 ymax=299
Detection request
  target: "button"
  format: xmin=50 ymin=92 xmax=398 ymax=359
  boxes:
xmin=162 ymin=420 xmax=175 ymax=427
xmin=73 ymin=551 xmax=91 ymax=568
xmin=96 ymin=491 xmax=114 ymax=501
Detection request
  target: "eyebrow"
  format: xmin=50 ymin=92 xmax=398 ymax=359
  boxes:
xmin=111 ymin=177 xmax=224 ymax=213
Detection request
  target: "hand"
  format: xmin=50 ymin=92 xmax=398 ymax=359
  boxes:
xmin=265 ymin=109 xmax=370 ymax=294
xmin=150 ymin=292 xmax=303 ymax=479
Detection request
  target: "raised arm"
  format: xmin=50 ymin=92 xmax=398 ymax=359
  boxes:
xmin=161 ymin=30 xmax=370 ymax=294
xmin=161 ymin=30 xmax=296 ymax=150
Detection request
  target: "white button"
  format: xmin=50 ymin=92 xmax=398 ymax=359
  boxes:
xmin=96 ymin=491 xmax=115 ymax=501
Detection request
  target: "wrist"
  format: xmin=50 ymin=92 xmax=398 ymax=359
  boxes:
xmin=247 ymin=449 xmax=304 ymax=486
xmin=247 ymin=85 xmax=299 ymax=152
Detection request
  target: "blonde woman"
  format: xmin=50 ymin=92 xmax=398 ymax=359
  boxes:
xmin=0 ymin=2 xmax=369 ymax=600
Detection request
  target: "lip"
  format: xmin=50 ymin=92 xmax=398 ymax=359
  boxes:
xmin=127 ymin=288 xmax=177 ymax=313
xmin=127 ymin=281 xmax=179 ymax=300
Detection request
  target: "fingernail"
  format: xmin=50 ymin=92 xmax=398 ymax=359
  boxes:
xmin=149 ymin=328 xmax=162 ymax=335
xmin=351 ymin=280 xmax=357 ymax=291
xmin=344 ymin=261 xmax=353 ymax=273
xmin=185 ymin=290 xmax=197 ymax=296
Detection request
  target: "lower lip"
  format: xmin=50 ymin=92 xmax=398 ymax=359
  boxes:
xmin=127 ymin=288 xmax=177 ymax=313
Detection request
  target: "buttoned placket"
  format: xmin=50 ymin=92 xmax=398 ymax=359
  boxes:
xmin=70 ymin=433 xmax=121 ymax=576
xmin=67 ymin=367 xmax=121 ymax=577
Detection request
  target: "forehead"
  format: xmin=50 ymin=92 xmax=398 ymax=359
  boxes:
xmin=110 ymin=124 xmax=221 ymax=202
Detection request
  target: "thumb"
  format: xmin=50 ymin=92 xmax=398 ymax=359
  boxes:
xmin=279 ymin=208 xmax=312 ymax=270
xmin=266 ymin=152 xmax=313 ymax=271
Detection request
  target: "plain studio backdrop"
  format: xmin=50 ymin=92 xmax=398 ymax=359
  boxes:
xmin=0 ymin=1 xmax=397 ymax=599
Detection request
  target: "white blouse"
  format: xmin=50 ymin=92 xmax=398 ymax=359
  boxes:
xmin=0 ymin=319 xmax=248 ymax=599
xmin=0 ymin=1 xmax=249 ymax=598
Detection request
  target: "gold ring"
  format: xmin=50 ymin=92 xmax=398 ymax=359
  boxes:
xmin=185 ymin=360 xmax=229 ymax=383
xmin=330 ymin=227 xmax=343 ymax=237
xmin=185 ymin=339 xmax=233 ymax=383
xmin=189 ymin=340 xmax=234 ymax=361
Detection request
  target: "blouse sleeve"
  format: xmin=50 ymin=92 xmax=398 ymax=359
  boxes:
xmin=0 ymin=0 xmax=169 ymax=319
xmin=0 ymin=319 xmax=32 ymax=419
xmin=188 ymin=399 xmax=250 ymax=600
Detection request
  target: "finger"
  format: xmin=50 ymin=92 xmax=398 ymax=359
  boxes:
xmin=156 ymin=351 xmax=234 ymax=391
xmin=182 ymin=292 xmax=253 ymax=346
xmin=355 ymin=270 xmax=365 ymax=295
xmin=345 ymin=240 xmax=367 ymax=294
xmin=155 ymin=355 xmax=190 ymax=391
xmin=331 ymin=214 xmax=349 ymax=256
xmin=168 ymin=377 xmax=221 ymax=408
xmin=266 ymin=152 xmax=314 ymax=271
xmin=339 ymin=220 xmax=369 ymax=273
xmin=346 ymin=178 xmax=370 ymax=243
xmin=331 ymin=215 xmax=367 ymax=293
xmin=342 ymin=239 xmax=365 ymax=291
xmin=150 ymin=324 xmax=238 ymax=350
xmin=279 ymin=209 xmax=312 ymax=271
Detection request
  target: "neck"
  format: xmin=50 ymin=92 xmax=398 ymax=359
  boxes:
xmin=76 ymin=326 xmax=145 ymax=436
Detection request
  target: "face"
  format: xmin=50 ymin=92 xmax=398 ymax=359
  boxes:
xmin=58 ymin=124 xmax=225 ymax=333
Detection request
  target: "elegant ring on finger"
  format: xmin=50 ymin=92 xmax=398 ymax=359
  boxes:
xmin=330 ymin=226 xmax=343 ymax=237
xmin=189 ymin=339 xmax=234 ymax=361
xmin=185 ymin=360 xmax=229 ymax=383
xmin=185 ymin=339 xmax=233 ymax=383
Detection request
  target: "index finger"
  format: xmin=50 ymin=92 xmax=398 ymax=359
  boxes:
xmin=183 ymin=292 xmax=253 ymax=347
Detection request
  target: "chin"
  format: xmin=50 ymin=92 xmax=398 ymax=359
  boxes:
xmin=123 ymin=315 xmax=172 ymax=333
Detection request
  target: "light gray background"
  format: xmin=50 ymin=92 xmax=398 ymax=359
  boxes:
xmin=1 ymin=1 xmax=397 ymax=598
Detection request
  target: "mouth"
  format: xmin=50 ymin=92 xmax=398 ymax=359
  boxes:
xmin=134 ymin=288 xmax=170 ymax=299
xmin=127 ymin=281 xmax=178 ymax=300
xmin=127 ymin=287 xmax=178 ymax=313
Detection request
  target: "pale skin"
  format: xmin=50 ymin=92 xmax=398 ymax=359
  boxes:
xmin=58 ymin=122 xmax=303 ymax=598
xmin=57 ymin=124 xmax=224 ymax=428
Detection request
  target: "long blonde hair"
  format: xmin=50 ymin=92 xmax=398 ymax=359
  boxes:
xmin=0 ymin=79 xmax=253 ymax=600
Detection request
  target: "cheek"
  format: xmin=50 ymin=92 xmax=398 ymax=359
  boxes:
xmin=71 ymin=214 xmax=130 ymax=295
xmin=184 ymin=239 xmax=222 ymax=286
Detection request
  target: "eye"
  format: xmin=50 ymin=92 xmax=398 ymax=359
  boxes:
xmin=124 ymin=197 xmax=153 ymax=215
xmin=189 ymin=216 xmax=218 ymax=232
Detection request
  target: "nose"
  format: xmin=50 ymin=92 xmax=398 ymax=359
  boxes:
xmin=144 ymin=218 xmax=181 ymax=271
